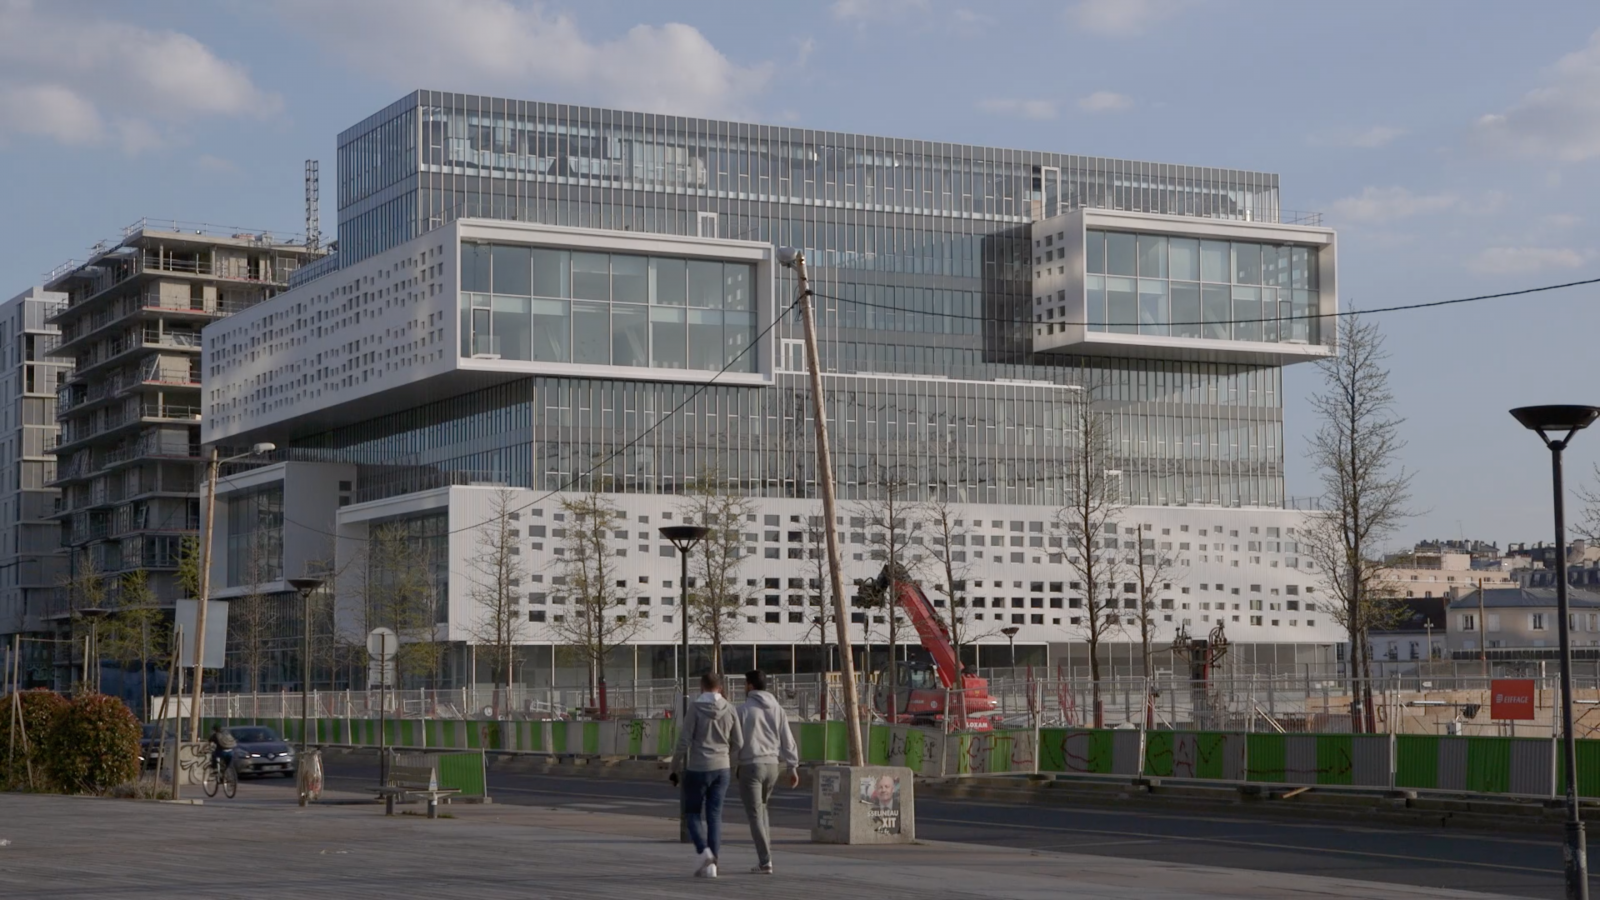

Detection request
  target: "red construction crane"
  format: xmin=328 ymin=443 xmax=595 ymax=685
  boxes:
xmin=872 ymin=565 xmax=1000 ymax=731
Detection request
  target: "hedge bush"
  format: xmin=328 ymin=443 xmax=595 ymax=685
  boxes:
xmin=0 ymin=690 xmax=70 ymax=791
xmin=42 ymin=692 xmax=141 ymax=795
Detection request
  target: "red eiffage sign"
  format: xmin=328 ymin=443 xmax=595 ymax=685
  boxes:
xmin=1491 ymin=678 xmax=1536 ymax=721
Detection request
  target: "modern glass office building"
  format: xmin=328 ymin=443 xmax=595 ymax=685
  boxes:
xmin=203 ymin=91 xmax=1340 ymax=687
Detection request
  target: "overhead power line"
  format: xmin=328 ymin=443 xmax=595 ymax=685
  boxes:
xmin=811 ymin=275 xmax=1600 ymax=328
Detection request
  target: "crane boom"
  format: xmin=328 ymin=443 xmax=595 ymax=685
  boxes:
xmin=874 ymin=564 xmax=961 ymax=689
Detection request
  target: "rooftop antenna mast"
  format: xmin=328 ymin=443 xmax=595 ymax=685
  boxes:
xmin=304 ymin=159 xmax=320 ymax=252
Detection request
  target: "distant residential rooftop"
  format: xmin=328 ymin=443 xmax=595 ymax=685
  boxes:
xmin=1446 ymin=587 xmax=1600 ymax=610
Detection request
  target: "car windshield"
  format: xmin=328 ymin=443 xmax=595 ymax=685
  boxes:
xmin=228 ymin=727 xmax=280 ymax=743
xmin=141 ymin=724 xmax=160 ymax=739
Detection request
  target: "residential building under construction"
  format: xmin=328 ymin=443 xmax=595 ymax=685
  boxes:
xmin=42 ymin=221 xmax=321 ymax=686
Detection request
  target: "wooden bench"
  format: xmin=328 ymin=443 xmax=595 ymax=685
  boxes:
xmin=374 ymin=763 xmax=461 ymax=818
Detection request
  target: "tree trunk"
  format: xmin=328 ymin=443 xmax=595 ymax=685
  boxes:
xmin=1088 ymin=637 xmax=1104 ymax=728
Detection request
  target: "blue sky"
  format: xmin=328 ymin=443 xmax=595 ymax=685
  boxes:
xmin=3 ymin=0 xmax=1599 ymax=551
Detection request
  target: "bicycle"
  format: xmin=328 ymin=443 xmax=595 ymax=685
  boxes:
xmin=202 ymin=753 xmax=238 ymax=799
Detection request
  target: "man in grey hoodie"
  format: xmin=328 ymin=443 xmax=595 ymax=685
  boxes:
xmin=669 ymin=672 xmax=743 ymax=878
xmin=735 ymin=669 xmax=800 ymax=875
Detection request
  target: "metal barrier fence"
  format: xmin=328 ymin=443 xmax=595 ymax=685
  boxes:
xmin=196 ymin=673 xmax=1600 ymax=737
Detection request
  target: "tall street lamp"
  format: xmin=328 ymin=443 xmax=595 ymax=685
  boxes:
xmin=1511 ymin=403 xmax=1599 ymax=900
xmin=189 ymin=441 xmax=276 ymax=741
xmin=1001 ymin=626 xmax=1019 ymax=670
xmin=659 ymin=525 xmax=708 ymax=717
xmin=287 ymin=575 xmax=325 ymax=808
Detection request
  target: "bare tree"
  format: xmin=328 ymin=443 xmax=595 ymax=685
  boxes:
xmin=924 ymin=488 xmax=975 ymax=674
xmin=465 ymin=489 xmax=529 ymax=715
xmin=680 ymin=475 xmax=754 ymax=673
xmin=361 ymin=522 xmax=442 ymax=689
xmin=549 ymin=490 xmax=640 ymax=705
xmin=227 ymin=529 xmax=278 ymax=697
xmin=852 ymin=463 xmax=924 ymax=723
xmin=1130 ymin=522 xmax=1181 ymax=726
xmin=1303 ymin=313 xmax=1413 ymax=732
xmin=1056 ymin=385 xmax=1125 ymax=728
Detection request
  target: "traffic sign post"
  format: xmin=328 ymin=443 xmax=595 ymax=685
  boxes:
xmin=368 ymin=628 xmax=396 ymax=785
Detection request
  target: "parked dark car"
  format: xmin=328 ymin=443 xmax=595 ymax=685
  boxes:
xmin=138 ymin=723 xmax=164 ymax=769
xmin=138 ymin=721 xmax=192 ymax=769
xmin=227 ymin=726 xmax=296 ymax=778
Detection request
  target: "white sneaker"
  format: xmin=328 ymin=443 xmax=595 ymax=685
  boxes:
xmin=694 ymin=848 xmax=716 ymax=877
xmin=751 ymin=864 xmax=774 ymax=875
xmin=704 ymin=863 xmax=718 ymax=879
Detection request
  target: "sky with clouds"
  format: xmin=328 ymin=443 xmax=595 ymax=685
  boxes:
xmin=2 ymin=0 xmax=1598 ymax=551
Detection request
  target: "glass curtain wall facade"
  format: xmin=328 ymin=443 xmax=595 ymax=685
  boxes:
xmin=318 ymin=92 xmax=1293 ymax=508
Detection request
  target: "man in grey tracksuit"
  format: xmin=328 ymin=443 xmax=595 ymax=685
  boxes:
xmin=669 ymin=672 xmax=743 ymax=878
xmin=735 ymin=669 xmax=800 ymax=875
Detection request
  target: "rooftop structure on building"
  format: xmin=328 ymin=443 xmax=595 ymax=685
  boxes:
xmin=44 ymin=220 xmax=323 ymax=631
xmin=0 ymin=287 xmax=72 ymax=686
xmin=199 ymin=91 xmax=1345 ymax=691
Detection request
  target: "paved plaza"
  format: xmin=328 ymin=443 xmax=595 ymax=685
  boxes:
xmin=0 ymin=786 xmax=1534 ymax=900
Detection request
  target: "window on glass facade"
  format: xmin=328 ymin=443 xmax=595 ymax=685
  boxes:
xmin=226 ymin=485 xmax=283 ymax=586
xmin=1084 ymin=230 xmax=1319 ymax=344
xmin=460 ymin=242 xmax=756 ymax=373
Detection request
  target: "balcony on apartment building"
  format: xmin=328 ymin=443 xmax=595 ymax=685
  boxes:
xmin=63 ymin=328 xmax=203 ymax=382
xmin=57 ymin=357 xmax=202 ymax=417
xmin=53 ymin=400 xmax=202 ymax=456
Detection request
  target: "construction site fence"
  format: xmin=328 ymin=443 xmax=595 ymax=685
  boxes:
xmin=196 ymin=673 xmax=1600 ymax=737
xmin=194 ymin=712 xmax=1600 ymax=802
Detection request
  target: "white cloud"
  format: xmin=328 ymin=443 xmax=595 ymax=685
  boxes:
xmin=795 ymin=37 xmax=816 ymax=68
xmin=1467 ymin=247 xmax=1592 ymax=275
xmin=1329 ymin=186 xmax=1461 ymax=223
xmin=1068 ymin=0 xmax=1187 ymax=35
xmin=1078 ymin=91 xmax=1132 ymax=113
xmin=1544 ymin=213 xmax=1582 ymax=229
xmin=1474 ymin=29 xmax=1600 ymax=162
xmin=831 ymin=0 xmax=930 ymax=21
xmin=977 ymin=98 xmax=1058 ymax=120
xmin=0 ymin=0 xmax=278 ymax=152
xmin=282 ymin=0 xmax=770 ymax=120
xmin=1311 ymin=125 xmax=1404 ymax=149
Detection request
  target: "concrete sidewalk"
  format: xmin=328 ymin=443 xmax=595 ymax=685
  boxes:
xmin=0 ymin=791 xmax=1523 ymax=900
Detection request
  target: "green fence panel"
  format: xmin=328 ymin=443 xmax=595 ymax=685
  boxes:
xmin=868 ymin=725 xmax=890 ymax=766
xmin=1040 ymin=729 xmax=1112 ymax=775
xmin=657 ymin=719 xmax=677 ymax=757
xmin=1143 ymin=730 xmax=1175 ymax=777
xmin=550 ymin=721 xmax=569 ymax=754
xmin=1246 ymin=733 xmax=1286 ymax=783
xmin=796 ymin=723 xmax=825 ymax=762
xmin=991 ymin=733 xmax=1015 ymax=774
xmin=579 ymin=721 xmax=598 ymax=755
xmin=436 ymin=751 xmax=486 ymax=799
xmin=1558 ymin=739 xmax=1600 ymax=798
xmin=400 ymin=720 xmax=420 ymax=748
xmin=1316 ymin=734 xmax=1355 ymax=786
xmin=825 ymin=722 xmax=849 ymax=762
xmin=903 ymin=728 xmax=927 ymax=773
xmin=1465 ymin=737 xmax=1513 ymax=794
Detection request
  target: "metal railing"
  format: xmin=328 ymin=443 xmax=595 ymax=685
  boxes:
xmin=196 ymin=672 xmax=1600 ymax=739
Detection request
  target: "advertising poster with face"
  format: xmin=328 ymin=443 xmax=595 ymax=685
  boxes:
xmin=858 ymin=774 xmax=901 ymax=834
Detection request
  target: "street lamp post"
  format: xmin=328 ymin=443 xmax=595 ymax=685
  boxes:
xmin=1001 ymin=626 xmax=1019 ymax=670
xmin=659 ymin=525 xmax=709 ymax=718
xmin=287 ymin=576 xmax=324 ymax=808
xmin=1512 ymin=404 xmax=1599 ymax=900
xmin=189 ymin=442 xmax=275 ymax=741
xmin=76 ymin=607 xmax=110 ymax=694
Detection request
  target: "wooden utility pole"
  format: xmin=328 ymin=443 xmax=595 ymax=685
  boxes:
xmin=189 ymin=448 xmax=220 ymax=740
xmin=787 ymin=249 xmax=863 ymax=766
xmin=1478 ymin=577 xmax=1488 ymax=679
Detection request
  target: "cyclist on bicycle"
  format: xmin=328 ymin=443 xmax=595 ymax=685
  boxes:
xmin=208 ymin=724 xmax=237 ymax=771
